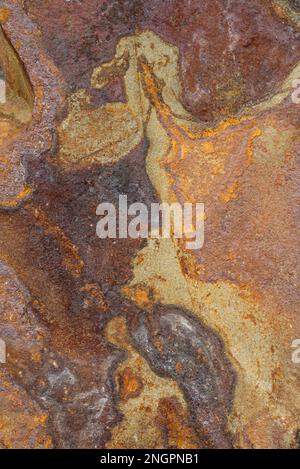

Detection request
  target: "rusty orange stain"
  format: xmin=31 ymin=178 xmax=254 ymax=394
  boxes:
xmin=118 ymin=367 xmax=143 ymax=401
xmin=246 ymin=127 xmax=262 ymax=166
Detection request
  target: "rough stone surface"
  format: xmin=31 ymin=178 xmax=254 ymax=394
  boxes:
xmin=0 ymin=0 xmax=299 ymax=449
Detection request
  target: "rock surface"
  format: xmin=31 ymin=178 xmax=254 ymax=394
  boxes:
xmin=0 ymin=0 xmax=299 ymax=448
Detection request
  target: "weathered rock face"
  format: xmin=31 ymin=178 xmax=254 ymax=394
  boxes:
xmin=0 ymin=0 xmax=299 ymax=449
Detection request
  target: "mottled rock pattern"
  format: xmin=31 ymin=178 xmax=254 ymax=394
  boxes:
xmin=0 ymin=0 xmax=299 ymax=449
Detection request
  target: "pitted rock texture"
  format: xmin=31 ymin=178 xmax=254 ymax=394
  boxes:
xmin=127 ymin=305 xmax=235 ymax=448
xmin=0 ymin=0 xmax=300 ymax=449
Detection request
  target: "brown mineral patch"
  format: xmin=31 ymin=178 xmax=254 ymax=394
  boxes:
xmin=106 ymin=316 xmax=198 ymax=449
xmin=122 ymin=285 xmax=155 ymax=310
xmin=141 ymin=0 xmax=300 ymax=120
xmin=219 ymin=180 xmax=240 ymax=203
xmin=25 ymin=0 xmax=300 ymax=121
